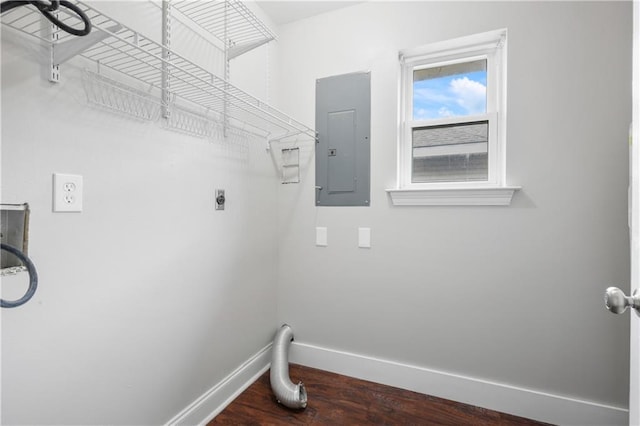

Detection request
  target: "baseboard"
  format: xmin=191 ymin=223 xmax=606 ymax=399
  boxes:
xmin=165 ymin=343 xmax=272 ymax=426
xmin=289 ymin=341 xmax=629 ymax=426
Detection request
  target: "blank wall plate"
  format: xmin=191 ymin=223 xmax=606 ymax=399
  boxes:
xmin=53 ymin=173 xmax=83 ymax=212
xmin=358 ymin=227 xmax=371 ymax=248
xmin=316 ymin=227 xmax=327 ymax=247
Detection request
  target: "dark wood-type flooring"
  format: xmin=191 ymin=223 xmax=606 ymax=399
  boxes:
xmin=209 ymin=364 xmax=552 ymax=425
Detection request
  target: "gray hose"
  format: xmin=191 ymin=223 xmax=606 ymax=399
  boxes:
xmin=270 ymin=324 xmax=307 ymax=409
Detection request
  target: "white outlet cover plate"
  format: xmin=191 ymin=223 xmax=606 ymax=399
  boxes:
xmin=53 ymin=173 xmax=83 ymax=212
xmin=358 ymin=227 xmax=371 ymax=248
xmin=316 ymin=227 xmax=327 ymax=246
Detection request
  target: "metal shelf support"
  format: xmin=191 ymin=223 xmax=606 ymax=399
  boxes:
xmin=52 ymin=23 xmax=122 ymax=66
xmin=162 ymin=0 xmax=171 ymax=118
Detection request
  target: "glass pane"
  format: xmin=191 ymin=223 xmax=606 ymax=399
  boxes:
xmin=412 ymin=121 xmax=488 ymax=183
xmin=413 ymin=59 xmax=487 ymax=120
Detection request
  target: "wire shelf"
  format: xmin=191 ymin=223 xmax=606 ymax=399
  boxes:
xmin=163 ymin=102 xmax=214 ymax=138
xmin=1 ymin=1 xmax=314 ymax=142
xmin=82 ymin=70 xmax=161 ymax=121
xmin=173 ymin=1 xmax=276 ymax=50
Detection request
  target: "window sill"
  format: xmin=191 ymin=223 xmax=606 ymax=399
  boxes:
xmin=386 ymin=186 xmax=521 ymax=206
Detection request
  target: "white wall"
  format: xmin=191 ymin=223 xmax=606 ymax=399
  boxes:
xmin=1 ymin=1 xmax=633 ymax=424
xmin=1 ymin=2 xmax=279 ymax=424
xmin=274 ymin=0 xmax=632 ymax=411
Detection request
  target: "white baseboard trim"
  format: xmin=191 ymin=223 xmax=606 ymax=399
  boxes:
xmin=289 ymin=341 xmax=629 ymax=426
xmin=166 ymin=343 xmax=272 ymax=426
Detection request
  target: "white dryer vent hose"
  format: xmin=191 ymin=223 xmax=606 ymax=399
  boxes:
xmin=270 ymin=324 xmax=307 ymax=409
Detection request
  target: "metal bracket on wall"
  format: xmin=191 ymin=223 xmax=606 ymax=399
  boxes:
xmin=47 ymin=6 xmax=122 ymax=83
xmin=0 ymin=203 xmax=30 ymax=276
xmin=49 ymin=10 xmax=60 ymax=83
xmin=281 ymin=147 xmax=300 ymax=184
xmin=52 ymin=24 xmax=121 ymax=67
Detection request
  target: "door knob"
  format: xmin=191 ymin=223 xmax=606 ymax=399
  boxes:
xmin=604 ymin=287 xmax=640 ymax=314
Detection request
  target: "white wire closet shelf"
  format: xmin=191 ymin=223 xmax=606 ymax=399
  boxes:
xmin=1 ymin=0 xmax=314 ymax=142
xmin=82 ymin=69 xmax=162 ymax=121
xmin=172 ymin=1 xmax=276 ymax=59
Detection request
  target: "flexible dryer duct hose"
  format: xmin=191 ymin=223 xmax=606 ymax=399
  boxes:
xmin=270 ymin=324 xmax=307 ymax=409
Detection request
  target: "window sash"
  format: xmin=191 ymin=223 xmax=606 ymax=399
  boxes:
xmin=399 ymin=37 xmax=504 ymax=189
xmin=403 ymin=114 xmax=498 ymax=187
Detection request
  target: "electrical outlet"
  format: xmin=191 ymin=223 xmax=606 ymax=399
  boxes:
xmin=53 ymin=173 xmax=83 ymax=212
xmin=215 ymin=189 xmax=225 ymax=211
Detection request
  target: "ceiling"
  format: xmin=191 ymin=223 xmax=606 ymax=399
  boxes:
xmin=256 ymin=1 xmax=362 ymax=26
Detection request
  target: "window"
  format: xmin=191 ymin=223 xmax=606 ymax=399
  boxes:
xmin=388 ymin=29 xmax=519 ymax=206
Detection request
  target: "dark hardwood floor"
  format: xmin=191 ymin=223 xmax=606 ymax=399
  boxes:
xmin=209 ymin=364 xmax=551 ymax=425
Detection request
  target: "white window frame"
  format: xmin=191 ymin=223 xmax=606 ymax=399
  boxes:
xmin=388 ymin=29 xmax=520 ymax=206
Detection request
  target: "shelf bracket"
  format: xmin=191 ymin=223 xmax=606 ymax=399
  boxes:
xmin=51 ymin=24 xmax=122 ymax=68
xmin=227 ymin=39 xmax=273 ymax=60
xmin=48 ymin=9 xmax=60 ymax=83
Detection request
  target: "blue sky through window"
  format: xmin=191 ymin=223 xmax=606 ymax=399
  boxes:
xmin=413 ymin=70 xmax=487 ymax=120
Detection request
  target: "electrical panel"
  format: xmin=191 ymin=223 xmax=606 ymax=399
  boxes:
xmin=315 ymin=72 xmax=371 ymax=206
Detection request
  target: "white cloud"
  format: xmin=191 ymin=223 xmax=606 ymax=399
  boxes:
xmin=414 ymin=108 xmax=430 ymax=119
xmin=450 ymin=77 xmax=486 ymax=115
xmin=413 ymin=87 xmax=454 ymax=106
xmin=438 ymin=106 xmax=453 ymax=117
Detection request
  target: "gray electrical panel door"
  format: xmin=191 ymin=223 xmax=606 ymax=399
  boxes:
xmin=316 ymin=72 xmax=370 ymax=206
